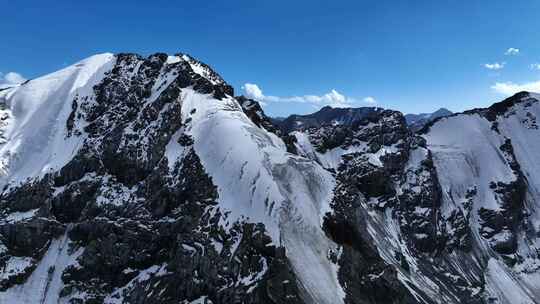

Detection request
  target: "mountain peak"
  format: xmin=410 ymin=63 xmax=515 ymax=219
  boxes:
xmin=483 ymin=90 xmax=539 ymax=120
xmin=431 ymin=107 xmax=452 ymax=115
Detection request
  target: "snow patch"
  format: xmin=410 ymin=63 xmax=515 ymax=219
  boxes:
xmin=0 ymin=256 xmax=34 ymax=281
xmin=0 ymin=230 xmax=83 ymax=304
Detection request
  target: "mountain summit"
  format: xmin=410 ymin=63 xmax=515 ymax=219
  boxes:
xmin=404 ymin=107 xmax=453 ymax=131
xmin=1 ymin=53 xmax=540 ymax=304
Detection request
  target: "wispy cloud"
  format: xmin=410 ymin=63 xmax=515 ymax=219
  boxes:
xmin=242 ymin=83 xmax=377 ymax=108
xmin=0 ymin=72 xmax=26 ymax=88
xmin=530 ymin=63 xmax=540 ymax=70
xmin=491 ymin=80 xmax=540 ymax=95
xmin=504 ymin=48 xmax=520 ymax=56
xmin=363 ymin=96 xmax=377 ymax=104
xmin=484 ymin=62 xmax=505 ymax=70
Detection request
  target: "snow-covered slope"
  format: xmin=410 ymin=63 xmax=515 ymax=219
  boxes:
xmin=0 ymin=54 xmax=115 ymax=188
xmin=179 ymin=88 xmax=344 ymax=303
xmin=422 ymin=92 xmax=540 ymax=303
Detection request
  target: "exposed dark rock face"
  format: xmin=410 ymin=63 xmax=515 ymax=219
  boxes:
xmin=236 ymin=96 xmax=280 ymax=136
xmin=274 ymin=106 xmax=385 ymax=135
xmin=315 ymin=110 xmax=443 ymax=303
xmin=324 ymin=154 xmax=426 ymax=304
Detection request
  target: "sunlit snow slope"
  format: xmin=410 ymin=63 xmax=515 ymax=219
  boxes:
xmin=424 ymin=92 xmax=540 ymax=303
xmin=0 ymin=54 xmax=115 ymax=188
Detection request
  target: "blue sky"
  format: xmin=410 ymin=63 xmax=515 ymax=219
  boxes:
xmin=2 ymin=0 xmax=540 ymax=117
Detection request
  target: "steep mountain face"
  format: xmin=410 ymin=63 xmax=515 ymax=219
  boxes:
xmin=0 ymin=53 xmax=322 ymax=304
xmin=288 ymin=92 xmax=540 ymax=303
xmin=421 ymin=92 xmax=540 ymax=303
xmin=405 ymin=108 xmax=453 ymax=132
xmin=0 ymin=52 xmax=540 ymax=304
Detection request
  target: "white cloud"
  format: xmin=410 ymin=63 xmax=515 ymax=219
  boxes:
xmin=505 ymin=48 xmax=520 ymax=56
xmin=484 ymin=62 xmax=505 ymax=70
xmin=242 ymin=83 xmax=264 ymax=100
xmin=530 ymin=63 xmax=540 ymax=70
xmin=0 ymin=72 xmax=26 ymax=88
xmin=491 ymin=80 xmax=540 ymax=95
xmin=242 ymin=83 xmax=376 ymax=108
xmin=363 ymin=96 xmax=377 ymax=104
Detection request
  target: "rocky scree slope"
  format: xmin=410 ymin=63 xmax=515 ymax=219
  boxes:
xmin=0 ymin=52 xmax=539 ymax=304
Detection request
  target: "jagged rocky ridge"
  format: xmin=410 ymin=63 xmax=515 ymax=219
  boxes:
xmin=404 ymin=108 xmax=453 ymax=132
xmin=0 ymin=53 xmax=540 ymax=304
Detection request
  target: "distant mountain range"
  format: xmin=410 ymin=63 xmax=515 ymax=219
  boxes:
xmin=272 ymin=106 xmax=385 ymax=134
xmin=404 ymin=108 xmax=453 ymax=131
xmin=270 ymin=107 xmax=453 ymax=134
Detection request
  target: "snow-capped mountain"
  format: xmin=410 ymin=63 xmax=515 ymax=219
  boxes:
xmin=404 ymin=108 xmax=453 ymax=132
xmin=0 ymin=52 xmax=539 ymax=304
